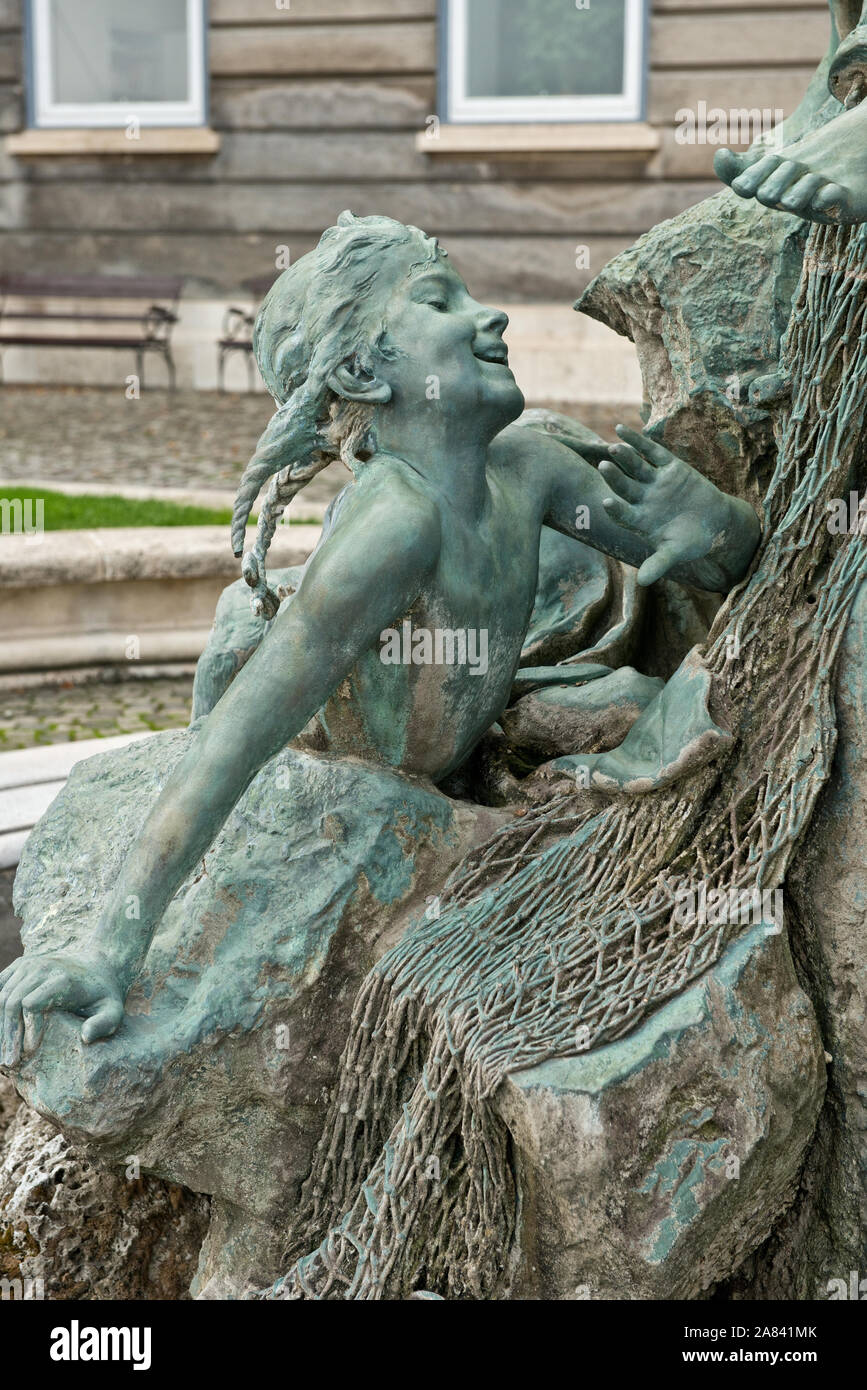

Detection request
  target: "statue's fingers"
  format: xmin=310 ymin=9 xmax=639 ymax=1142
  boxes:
xmin=575 ymin=442 xmax=614 ymax=466
xmin=614 ymin=425 xmax=670 ymax=470
xmin=811 ymin=182 xmax=853 ymax=224
xmin=599 ymin=459 xmax=642 ymax=503
xmin=19 ymin=972 xmax=73 ymax=1056
xmin=1 ymin=975 xmax=27 ymax=1061
xmin=1 ymin=971 xmax=46 ymax=1065
xmin=0 ymin=959 xmax=22 ymax=991
xmin=0 ymin=959 xmax=31 ymax=1013
xmin=637 ymin=544 xmax=680 ymax=587
xmin=609 ymin=441 xmax=655 ymax=483
xmin=601 ymin=494 xmax=634 ymax=526
xmin=81 ymin=997 xmax=124 ymax=1044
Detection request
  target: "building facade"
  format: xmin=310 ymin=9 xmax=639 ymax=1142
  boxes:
xmin=0 ymin=0 xmax=830 ymax=395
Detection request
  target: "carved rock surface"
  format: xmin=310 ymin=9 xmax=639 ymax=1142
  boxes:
xmin=501 ymin=667 xmax=663 ymax=759
xmin=496 ymin=925 xmax=825 ymax=1299
xmin=718 ymin=575 xmax=867 ymax=1299
xmin=579 ymin=189 xmax=809 ymax=507
xmin=6 ymin=730 xmax=506 ymax=1295
xmin=0 ymin=1074 xmax=19 ymax=1148
xmin=0 ymin=1101 xmax=208 ymax=1300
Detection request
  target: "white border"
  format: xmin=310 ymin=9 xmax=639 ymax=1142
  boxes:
xmin=31 ymin=0 xmax=206 ymax=128
xmin=446 ymin=0 xmax=645 ymax=123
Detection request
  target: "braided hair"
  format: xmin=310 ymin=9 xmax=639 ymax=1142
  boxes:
xmin=232 ymin=211 xmax=443 ymax=618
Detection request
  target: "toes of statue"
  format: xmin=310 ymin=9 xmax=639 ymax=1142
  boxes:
xmin=713 ymin=147 xmax=747 ymax=185
xmin=731 ymin=153 xmax=784 ymax=198
xmin=755 ymin=160 xmax=804 ymax=207
xmin=778 ymin=172 xmax=826 ymax=213
xmin=811 ymin=182 xmax=852 ymax=223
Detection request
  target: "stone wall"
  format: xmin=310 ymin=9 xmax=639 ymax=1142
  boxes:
xmin=0 ymin=0 xmax=828 ymax=302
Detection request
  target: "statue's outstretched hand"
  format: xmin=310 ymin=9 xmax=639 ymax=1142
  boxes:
xmin=599 ymin=425 xmax=755 ymax=589
xmin=0 ymin=952 xmax=124 ymax=1066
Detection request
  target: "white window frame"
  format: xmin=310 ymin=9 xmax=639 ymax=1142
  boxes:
xmin=28 ymin=0 xmax=207 ymax=129
xmin=443 ymin=0 xmax=647 ymax=124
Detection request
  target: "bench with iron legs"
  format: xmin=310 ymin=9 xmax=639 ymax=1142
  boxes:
xmin=0 ymin=274 xmax=184 ymax=390
xmin=217 ymin=274 xmax=276 ymax=392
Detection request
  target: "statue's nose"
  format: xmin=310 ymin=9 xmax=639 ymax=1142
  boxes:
xmin=829 ymin=21 xmax=867 ymax=104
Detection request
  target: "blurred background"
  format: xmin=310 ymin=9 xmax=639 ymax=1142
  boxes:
xmin=0 ymin=0 xmax=828 ymax=958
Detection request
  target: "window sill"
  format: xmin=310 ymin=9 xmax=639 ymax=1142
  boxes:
xmin=5 ymin=127 xmax=221 ymax=157
xmin=415 ymin=122 xmax=659 ymax=163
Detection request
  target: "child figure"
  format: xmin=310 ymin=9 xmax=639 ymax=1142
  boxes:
xmin=0 ymin=211 xmax=759 ymax=1060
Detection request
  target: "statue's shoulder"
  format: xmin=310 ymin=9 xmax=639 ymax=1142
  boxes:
xmin=489 ymin=418 xmax=573 ymax=484
xmin=328 ymin=456 xmax=442 ymax=556
xmin=488 ymin=422 xmax=537 ymax=472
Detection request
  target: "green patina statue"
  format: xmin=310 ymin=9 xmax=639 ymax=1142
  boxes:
xmin=0 ymin=213 xmax=758 ymax=1059
xmin=3 ymin=0 xmax=867 ymax=1301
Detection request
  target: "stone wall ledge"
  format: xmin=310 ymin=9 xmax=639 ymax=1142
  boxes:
xmin=0 ymin=524 xmax=321 ymax=590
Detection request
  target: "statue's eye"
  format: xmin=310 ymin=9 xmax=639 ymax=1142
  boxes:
xmin=427 ymin=298 xmax=448 ymax=312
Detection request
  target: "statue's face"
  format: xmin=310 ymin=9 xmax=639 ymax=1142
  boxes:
xmin=376 ymin=250 xmax=525 ymax=433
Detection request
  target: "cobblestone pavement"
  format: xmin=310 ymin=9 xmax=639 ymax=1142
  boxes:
xmin=0 ymin=386 xmax=272 ymax=490
xmin=0 ymin=386 xmax=641 ymax=499
xmin=0 ymin=674 xmax=194 ymax=751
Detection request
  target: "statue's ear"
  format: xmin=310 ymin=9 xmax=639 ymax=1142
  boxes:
xmin=328 ymin=358 xmax=392 ymax=405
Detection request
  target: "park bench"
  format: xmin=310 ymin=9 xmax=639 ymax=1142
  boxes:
xmin=0 ymin=274 xmax=183 ymax=390
xmin=217 ymin=274 xmax=276 ymax=392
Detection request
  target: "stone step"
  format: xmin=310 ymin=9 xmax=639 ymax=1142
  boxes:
xmin=0 ymin=733 xmax=152 ymax=869
xmin=0 ymin=524 xmax=321 ymax=674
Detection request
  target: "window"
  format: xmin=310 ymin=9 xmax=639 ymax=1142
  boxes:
xmin=442 ymin=0 xmax=647 ymax=123
xmin=27 ymin=0 xmax=207 ymax=128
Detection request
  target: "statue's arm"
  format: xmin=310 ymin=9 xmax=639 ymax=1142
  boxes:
xmin=503 ymin=420 xmax=760 ymax=593
xmin=99 ymin=492 xmax=439 ymax=985
xmin=0 ymin=489 xmax=439 ymax=1061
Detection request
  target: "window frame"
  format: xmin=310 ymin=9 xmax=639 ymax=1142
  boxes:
xmin=26 ymin=0 xmax=208 ymax=129
xmin=439 ymin=0 xmax=648 ymax=125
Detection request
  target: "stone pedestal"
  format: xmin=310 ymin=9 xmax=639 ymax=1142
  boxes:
xmin=496 ymin=925 xmax=825 ymax=1299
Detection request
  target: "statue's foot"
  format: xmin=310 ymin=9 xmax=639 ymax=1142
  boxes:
xmin=714 ymin=97 xmax=867 ymax=225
